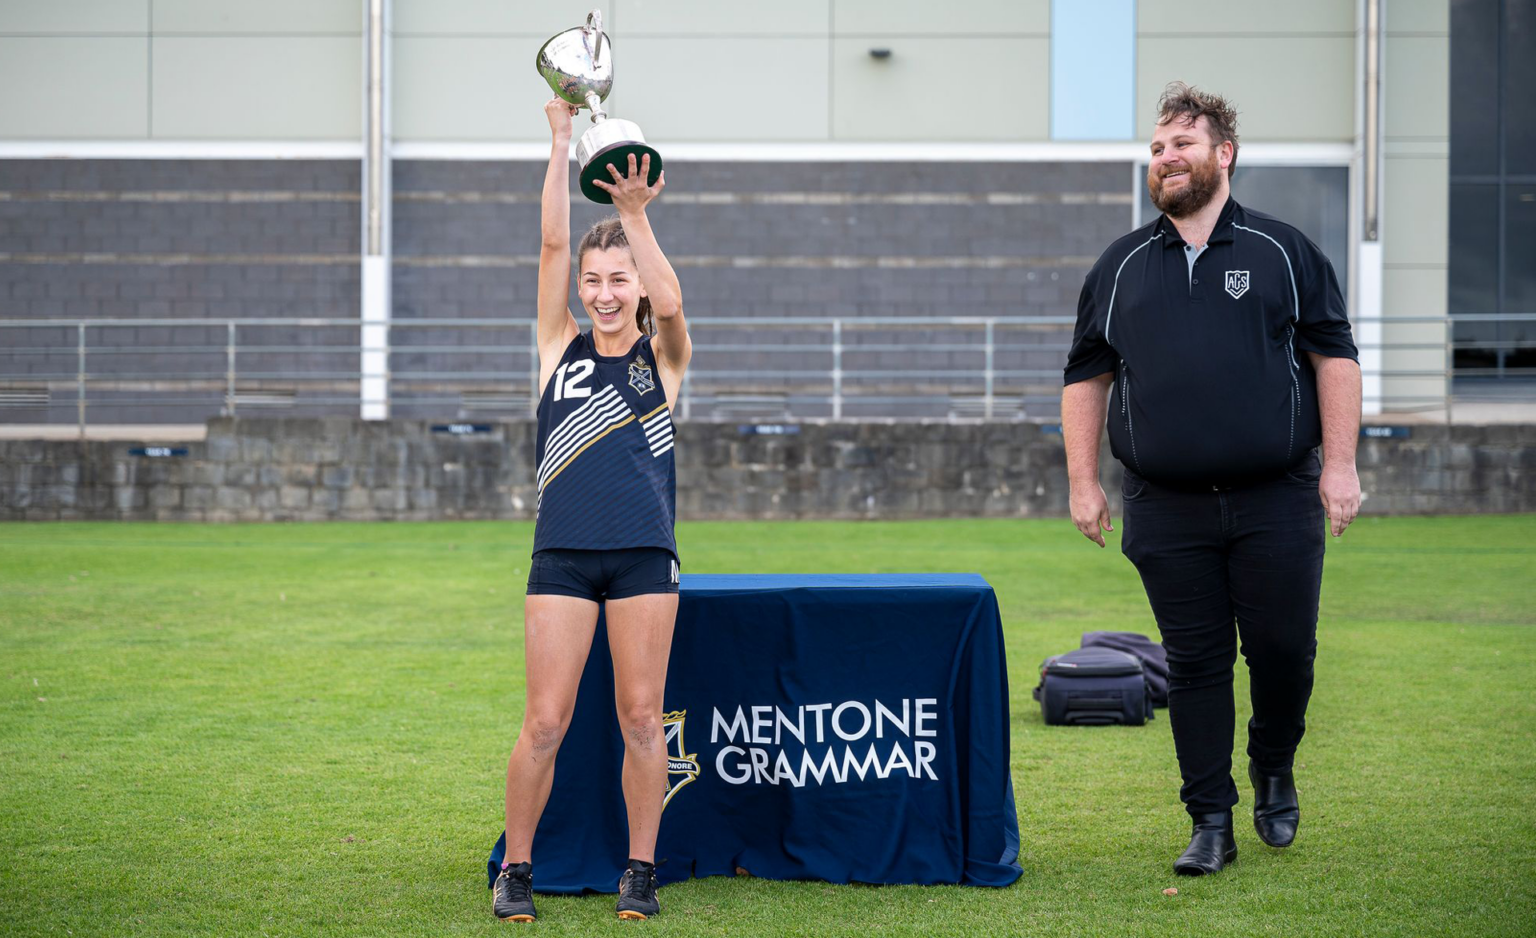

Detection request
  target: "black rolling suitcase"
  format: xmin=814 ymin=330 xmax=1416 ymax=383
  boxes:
xmin=1033 ymin=647 xmax=1154 ymax=726
xmin=1081 ymin=630 xmax=1168 ymax=706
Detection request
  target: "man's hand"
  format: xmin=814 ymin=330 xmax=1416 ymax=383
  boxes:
xmin=592 ymin=153 xmax=663 ymax=213
xmin=545 ymin=97 xmax=577 ymax=139
xmin=1070 ymin=482 xmax=1114 ymax=548
xmin=1319 ymin=461 xmax=1360 ymax=538
xmin=1062 ymin=375 xmax=1114 ymax=547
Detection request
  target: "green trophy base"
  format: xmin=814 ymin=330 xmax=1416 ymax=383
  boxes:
xmin=579 ymin=143 xmax=663 ymax=204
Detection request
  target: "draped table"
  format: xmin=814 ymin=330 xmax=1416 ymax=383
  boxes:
xmin=489 ymin=573 xmax=1021 ymax=892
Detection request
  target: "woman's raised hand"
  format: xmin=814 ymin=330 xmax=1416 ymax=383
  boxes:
xmin=592 ymin=153 xmax=664 ymax=213
xmin=545 ymin=97 xmax=578 ymax=138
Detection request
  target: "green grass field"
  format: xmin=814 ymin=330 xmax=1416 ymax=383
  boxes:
xmin=2 ymin=516 xmax=1534 ymax=937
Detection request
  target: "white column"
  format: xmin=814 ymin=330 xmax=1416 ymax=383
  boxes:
xmin=1357 ymin=242 xmax=1384 ymax=415
xmin=360 ymin=0 xmax=391 ymax=420
xmin=1354 ymin=0 xmax=1383 ymax=415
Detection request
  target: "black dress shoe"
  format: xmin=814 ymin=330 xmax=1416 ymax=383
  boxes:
xmin=1173 ymin=811 xmax=1237 ymax=876
xmin=1250 ymin=761 xmax=1300 ymax=847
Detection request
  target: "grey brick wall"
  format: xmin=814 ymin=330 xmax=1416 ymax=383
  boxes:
xmin=2 ymin=157 xmax=1132 ymax=425
xmin=0 ymin=159 xmax=363 ymax=425
xmin=2 ymin=419 xmax=1532 ymax=522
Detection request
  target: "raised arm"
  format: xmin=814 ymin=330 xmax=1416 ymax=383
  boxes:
xmin=537 ymin=98 xmax=581 ymax=388
xmin=593 ymin=155 xmax=691 ymax=388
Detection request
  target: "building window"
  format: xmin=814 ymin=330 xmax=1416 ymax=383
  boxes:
xmin=1136 ymin=165 xmax=1351 ymax=286
xmin=1449 ymin=0 xmax=1536 ymax=383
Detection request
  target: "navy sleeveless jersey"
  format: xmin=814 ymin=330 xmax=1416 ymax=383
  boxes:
xmin=532 ymin=332 xmax=677 ymax=559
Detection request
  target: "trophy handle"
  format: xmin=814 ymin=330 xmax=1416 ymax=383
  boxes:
xmin=584 ymin=10 xmax=604 ymax=65
xmin=582 ymin=10 xmax=608 ymax=122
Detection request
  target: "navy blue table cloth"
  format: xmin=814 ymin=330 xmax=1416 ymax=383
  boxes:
xmin=488 ymin=573 xmax=1021 ymax=892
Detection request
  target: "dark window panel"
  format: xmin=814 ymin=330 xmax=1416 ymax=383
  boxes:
xmin=1449 ymin=180 xmax=1503 ymax=374
xmin=1503 ymin=0 xmax=1536 ymax=175
xmin=1449 ymin=182 xmax=1502 ymax=315
xmin=1451 ymin=0 xmax=1502 ymax=176
xmin=1504 ymin=185 xmax=1536 ymax=315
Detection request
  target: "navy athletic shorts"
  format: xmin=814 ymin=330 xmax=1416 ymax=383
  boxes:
xmin=526 ymin=547 xmax=680 ymax=602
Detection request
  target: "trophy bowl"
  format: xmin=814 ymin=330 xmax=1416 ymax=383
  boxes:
xmin=536 ymin=11 xmax=663 ymax=205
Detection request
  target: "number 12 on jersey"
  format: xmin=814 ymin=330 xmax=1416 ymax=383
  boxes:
xmin=552 ymin=359 xmax=595 ymax=402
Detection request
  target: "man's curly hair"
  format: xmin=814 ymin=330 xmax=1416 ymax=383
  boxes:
xmin=1156 ymin=82 xmax=1240 ymax=179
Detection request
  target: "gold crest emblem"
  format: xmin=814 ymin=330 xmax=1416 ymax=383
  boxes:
xmin=662 ymin=709 xmax=699 ymax=810
xmin=628 ymin=360 xmax=656 ymax=395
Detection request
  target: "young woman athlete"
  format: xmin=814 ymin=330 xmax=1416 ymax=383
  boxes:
xmin=492 ymin=98 xmax=691 ymax=924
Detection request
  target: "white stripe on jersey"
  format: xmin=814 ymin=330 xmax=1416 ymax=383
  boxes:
xmin=537 ymin=391 xmax=629 ymax=491
xmin=539 ymin=395 xmax=629 ymax=486
xmin=537 ymin=386 xmax=633 ymax=491
xmin=639 ymin=407 xmax=674 ymax=457
xmin=542 ymin=385 xmax=622 ymax=463
xmin=644 ymin=427 xmax=674 ymax=452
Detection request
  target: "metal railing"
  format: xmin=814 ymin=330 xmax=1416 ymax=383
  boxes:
xmin=1 ymin=314 xmax=1533 ymax=433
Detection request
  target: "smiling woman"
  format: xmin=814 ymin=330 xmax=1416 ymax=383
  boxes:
xmin=577 ymin=219 xmax=657 ymax=337
xmin=489 ymin=96 xmax=695 ymax=925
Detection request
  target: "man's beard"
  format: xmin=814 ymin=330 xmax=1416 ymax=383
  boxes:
xmin=1148 ymin=152 xmax=1223 ymax=218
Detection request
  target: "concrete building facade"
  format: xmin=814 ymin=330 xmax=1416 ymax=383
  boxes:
xmin=0 ymin=1 xmax=1470 ymax=427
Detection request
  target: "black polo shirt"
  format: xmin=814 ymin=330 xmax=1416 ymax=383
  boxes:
xmin=1064 ymin=197 xmax=1357 ymax=487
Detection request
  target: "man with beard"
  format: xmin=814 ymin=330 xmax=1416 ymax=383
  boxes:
xmin=1060 ymin=83 xmax=1362 ymax=876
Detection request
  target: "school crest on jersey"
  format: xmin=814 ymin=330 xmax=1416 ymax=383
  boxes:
xmin=661 ymin=709 xmax=699 ymax=810
xmin=628 ymin=360 xmax=656 ymax=396
xmin=1225 ymin=270 xmax=1251 ymax=299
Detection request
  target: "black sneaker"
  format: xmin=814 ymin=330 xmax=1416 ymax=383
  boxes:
xmin=492 ymin=861 xmax=536 ymax=923
xmin=615 ymin=860 xmax=660 ymax=920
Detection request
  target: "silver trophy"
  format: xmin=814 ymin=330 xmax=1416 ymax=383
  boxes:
xmin=536 ymin=10 xmax=662 ymax=204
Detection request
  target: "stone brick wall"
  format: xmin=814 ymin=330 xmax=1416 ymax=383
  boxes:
xmin=1 ymin=419 xmax=1532 ymax=522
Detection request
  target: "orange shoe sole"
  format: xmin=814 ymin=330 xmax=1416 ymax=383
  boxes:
xmin=617 ymin=910 xmax=648 ymax=921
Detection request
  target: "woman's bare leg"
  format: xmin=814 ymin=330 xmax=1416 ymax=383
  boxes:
xmin=503 ymin=593 xmax=600 ymax=864
xmin=604 ymin=592 xmax=679 ymax=863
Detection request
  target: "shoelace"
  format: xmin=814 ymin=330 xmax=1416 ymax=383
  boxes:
xmin=498 ymin=868 xmax=533 ymax=904
xmin=620 ymin=868 xmax=655 ymax=901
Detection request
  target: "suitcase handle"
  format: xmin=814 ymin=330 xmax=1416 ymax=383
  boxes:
xmin=1065 ymin=714 xmax=1120 ymax=725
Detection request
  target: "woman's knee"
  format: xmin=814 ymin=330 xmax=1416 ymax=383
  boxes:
xmin=518 ymin=710 xmax=573 ymax=755
xmin=614 ymin=702 xmax=662 ymax=751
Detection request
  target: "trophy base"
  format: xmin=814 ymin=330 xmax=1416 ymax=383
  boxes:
xmin=578 ymin=133 xmax=662 ymax=204
xmin=576 ymin=118 xmax=663 ymax=203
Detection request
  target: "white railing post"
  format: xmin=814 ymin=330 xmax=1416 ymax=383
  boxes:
xmin=832 ymin=318 xmax=843 ymax=420
xmin=76 ymin=322 xmax=86 ymax=439
xmin=226 ymin=321 xmax=237 ymax=417
xmin=1445 ymin=319 xmax=1454 ymax=426
xmin=984 ymin=318 xmax=995 ymax=421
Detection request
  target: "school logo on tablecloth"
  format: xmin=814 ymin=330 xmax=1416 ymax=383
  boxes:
xmin=628 ymin=360 xmax=656 ymax=396
xmin=662 ymin=710 xmax=700 ymax=810
xmin=1225 ymin=270 xmax=1251 ymax=299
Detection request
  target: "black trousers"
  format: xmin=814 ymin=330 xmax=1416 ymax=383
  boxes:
xmin=1121 ymin=450 xmax=1326 ymax=817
